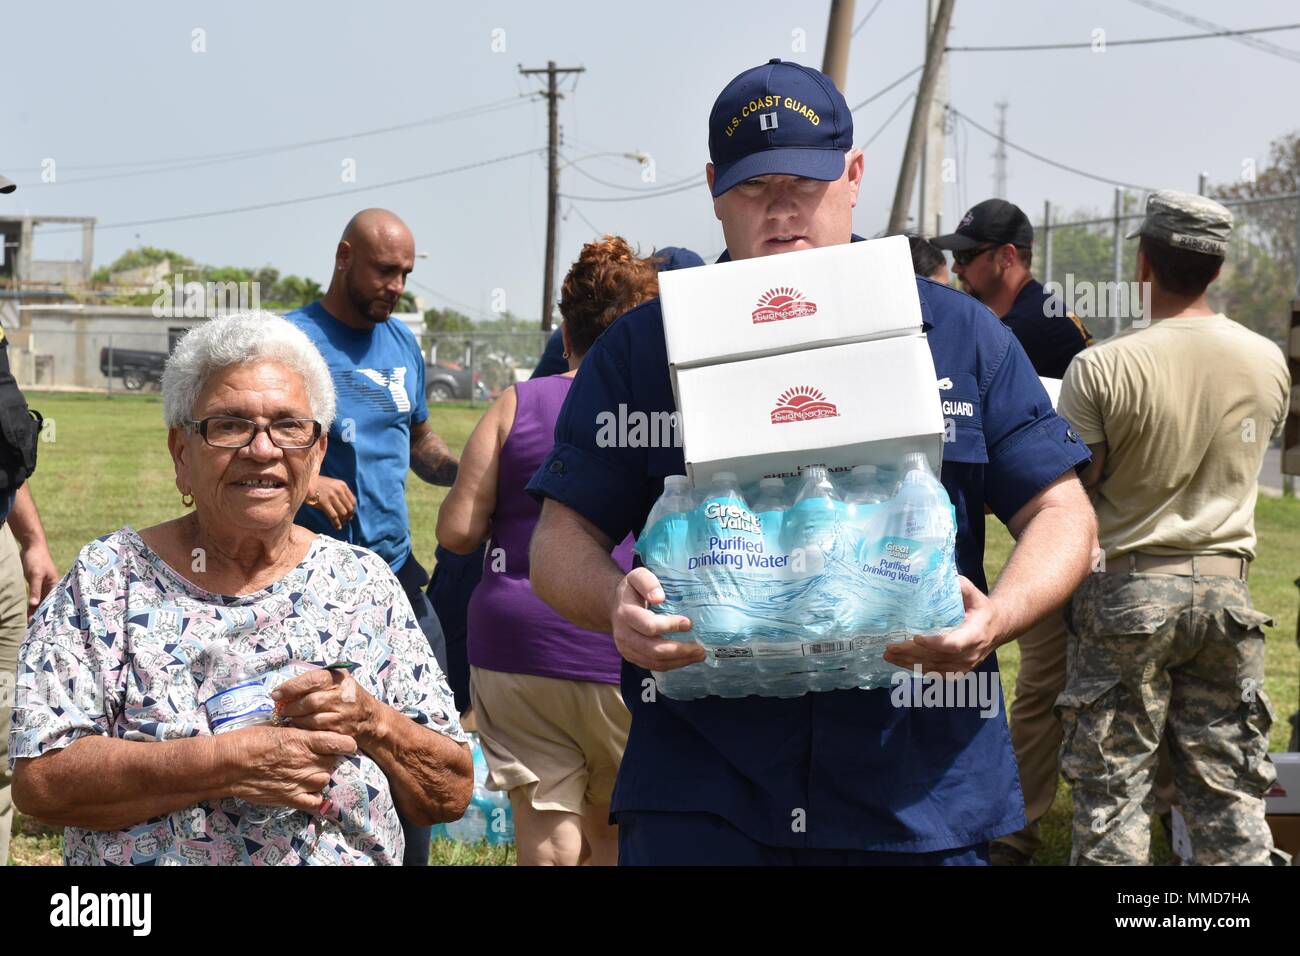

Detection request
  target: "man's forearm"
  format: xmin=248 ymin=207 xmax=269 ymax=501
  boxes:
xmin=361 ymin=709 xmax=472 ymax=826
xmin=13 ymin=735 xmax=233 ymax=831
xmin=991 ymin=497 xmax=1096 ymax=644
xmin=410 ymin=432 xmax=459 ymax=486
xmin=7 ymin=484 xmax=47 ymax=551
xmin=529 ymin=502 xmax=624 ymax=633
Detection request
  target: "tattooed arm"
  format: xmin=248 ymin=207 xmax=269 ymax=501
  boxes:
xmin=409 ymin=420 xmax=459 ymax=486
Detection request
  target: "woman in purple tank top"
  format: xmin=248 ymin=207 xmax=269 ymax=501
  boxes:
xmin=436 ymin=237 xmax=660 ymax=865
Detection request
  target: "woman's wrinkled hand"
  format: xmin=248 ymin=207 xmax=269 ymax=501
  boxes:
xmin=273 ymin=668 xmax=382 ymax=746
xmin=221 ymin=724 xmax=357 ymax=813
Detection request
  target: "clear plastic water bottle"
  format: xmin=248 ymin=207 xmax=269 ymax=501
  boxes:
xmin=445 ymin=733 xmax=514 ymax=846
xmin=884 ymin=452 xmax=960 ymax=636
xmin=844 ymin=465 xmax=887 ymax=505
xmin=645 ymin=475 xmax=696 ymax=532
xmin=640 ymin=475 xmax=695 ymax=570
xmin=751 ymin=477 xmax=789 ymax=513
xmin=200 ymin=642 xmax=296 ymax=825
xmin=894 ymin=453 xmax=954 ymax=543
xmin=785 ymin=465 xmax=840 ymax=557
xmin=696 ymin=471 xmax=760 ymax=696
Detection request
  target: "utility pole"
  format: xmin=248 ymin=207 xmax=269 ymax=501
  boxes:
xmin=992 ymin=101 xmax=1009 ymax=199
xmin=822 ymin=0 xmax=857 ymax=91
xmin=520 ymin=60 xmax=585 ymax=331
xmin=918 ymin=0 xmax=950 ymax=237
xmin=888 ymin=0 xmax=956 ymax=235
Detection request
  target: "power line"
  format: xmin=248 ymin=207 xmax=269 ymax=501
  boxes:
xmin=1127 ymin=0 xmax=1300 ymax=65
xmin=560 ymin=153 xmax=701 ymax=193
xmin=564 ymin=203 xmax=603 ymax=237
xmin=559 ymin=177 xmax=706 ymax=203
xmin=851 ymin=0 xmax=886 ymax=37
xmin=849 ymin=64 xmax=923 ymax=112
xmin=947 ymin=22 xmax=1300 ymax=52
xmin=40 ymin=148 xmax=544 ymax=234
xmin=409 ymin=280 xmax=495 ymax=322
xmin=860 ymin=92 xmax=914 ymax=151
xmin=948 ymin=106 xmax=1156 ymax=192
xmin=11 ymin=96 xmax=538 ymax=184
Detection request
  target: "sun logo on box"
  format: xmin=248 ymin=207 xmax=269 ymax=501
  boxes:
xmin=771 ymin=386 xmax=839 ymax=424
xmin=752 ymin=286 xmax=818 ymax=324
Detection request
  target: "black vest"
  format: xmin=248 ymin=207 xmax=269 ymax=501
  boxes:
xmin=0 ymin=329 xmax=41 ymax=493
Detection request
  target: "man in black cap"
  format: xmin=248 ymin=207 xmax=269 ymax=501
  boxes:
xmin=933 ymin=198 xmax=1097 ymax=866
xmin=935 ymin=199 xmax=1089 ymax=379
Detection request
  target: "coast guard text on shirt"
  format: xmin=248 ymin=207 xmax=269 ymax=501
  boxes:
xmin=49 ymin=886 xmax=151 ymax=936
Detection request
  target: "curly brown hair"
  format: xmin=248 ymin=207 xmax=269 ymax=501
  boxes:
xmin=559 ymin=235 xmax=660 ymax=357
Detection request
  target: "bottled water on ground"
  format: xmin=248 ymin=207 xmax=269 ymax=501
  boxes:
xmin=636 ymin=455 xmax=964 ymax=700
xmin=441 ymin=733 xmax=514 ymax=846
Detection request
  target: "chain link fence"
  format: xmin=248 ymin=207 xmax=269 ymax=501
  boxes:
xmin=11 ymin=321 xmax=557 ymax=408
xmin=1036 ymin=191 xmax=1300 ymax=345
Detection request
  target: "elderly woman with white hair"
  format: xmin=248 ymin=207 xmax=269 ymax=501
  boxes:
xmin=8 ymin=312 xmax=471 ymax=865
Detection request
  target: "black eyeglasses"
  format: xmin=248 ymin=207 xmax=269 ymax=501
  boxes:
xmin=952 ymin=244 xmax=998 ymax=267
xmin=186 ymin=416 xmax=322 ymax=449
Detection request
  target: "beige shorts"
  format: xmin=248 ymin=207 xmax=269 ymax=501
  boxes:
xmin=470 ymin=666 xmax=630 ymax=816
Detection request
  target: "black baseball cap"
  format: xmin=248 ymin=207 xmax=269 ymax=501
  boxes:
xmin=708 ymin=59 xmax=854 ymax=198
xmin=0 ymin=173 xmax=15 ymax=195
xmin=933 ymin=199 xmax=1033 ymax=251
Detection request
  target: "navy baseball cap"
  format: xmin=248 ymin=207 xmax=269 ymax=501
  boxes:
xmin=653 ymin=246 xmax=705 ymax=271
xmin=933 ymin=199 xmax=1034 ymax=251
xmin=708 ymin=59 xmax=854 ymax=198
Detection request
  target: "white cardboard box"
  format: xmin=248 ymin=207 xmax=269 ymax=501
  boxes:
xmin=1039 ymin=376 xmax=1062 ymax=410
xmin=674 ymin=334 xmax=945 ymax=487
xmin=658 ymin=234 xmax=922 ymax=370
xmin=1266 ymin=752 xmax=1300 ymax=815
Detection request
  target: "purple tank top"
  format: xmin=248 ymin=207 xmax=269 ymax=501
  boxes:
xmin=466 ymin=375 xmax=633 ymax=684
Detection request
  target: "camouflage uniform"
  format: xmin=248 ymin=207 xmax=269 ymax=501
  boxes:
xmin=1057 ymin=570 xmax=1277 ymax=866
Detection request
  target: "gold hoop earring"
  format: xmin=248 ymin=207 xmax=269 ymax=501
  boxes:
xmin=181 ymin=491 xmax=195 ymax=508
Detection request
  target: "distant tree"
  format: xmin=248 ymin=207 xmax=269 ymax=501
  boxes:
xmin=1212 ymin=130 xmax=1299 ymax=344
xmin=424 ymin=307 xmax=475 ymax=332
xmin=92 ymin=246 xmax=194 ymax=283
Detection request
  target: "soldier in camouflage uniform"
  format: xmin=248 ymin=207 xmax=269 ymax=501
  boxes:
xmin=1056 ymin=190 xmax=1290 ymax=866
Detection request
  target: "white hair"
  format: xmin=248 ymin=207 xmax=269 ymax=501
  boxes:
xmin=162 ymin=311 xmax=336 ymax=430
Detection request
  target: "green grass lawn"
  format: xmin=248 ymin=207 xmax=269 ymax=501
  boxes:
xmin=8 ymin=391 xmax=1299 ymax=865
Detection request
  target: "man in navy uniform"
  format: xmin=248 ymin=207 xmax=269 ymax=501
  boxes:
xmin=527 ymin=60 xmax=1098 ymax=864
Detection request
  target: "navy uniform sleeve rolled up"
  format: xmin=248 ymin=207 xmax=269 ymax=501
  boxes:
xmin=981 ymin=324 xmax=1091 ymax=524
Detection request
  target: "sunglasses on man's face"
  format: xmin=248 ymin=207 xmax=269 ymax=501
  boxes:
xmin=952 ymin=245 xmax=998 ymax=267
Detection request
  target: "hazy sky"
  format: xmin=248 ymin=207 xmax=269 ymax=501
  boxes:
xmin=4 ymin=0 xmax=1297 ymax=321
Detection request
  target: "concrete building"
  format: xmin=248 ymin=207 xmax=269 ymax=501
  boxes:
xmin=0 ymin=214 xmax=95 ymax=288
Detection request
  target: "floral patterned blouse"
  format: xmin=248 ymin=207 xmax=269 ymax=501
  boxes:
xmin=8 ymin=527 xmax=466 ymax=865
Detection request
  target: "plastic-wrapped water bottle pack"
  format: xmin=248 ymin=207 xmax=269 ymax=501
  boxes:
xmin=634 ymin=453 xmax=964 ymax=700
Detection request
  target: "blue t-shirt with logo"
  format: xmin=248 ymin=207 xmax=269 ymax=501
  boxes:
xmin=286 ymin=301 xmax=428 ymax=572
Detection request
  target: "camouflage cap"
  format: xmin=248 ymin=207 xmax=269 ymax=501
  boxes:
xmin=1125 ymin=189 xmax=1232 ymax=256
